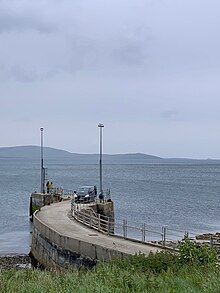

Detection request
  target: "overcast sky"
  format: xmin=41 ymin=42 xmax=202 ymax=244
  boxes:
xmin=0 ymin=0 xmax=220 ymax=158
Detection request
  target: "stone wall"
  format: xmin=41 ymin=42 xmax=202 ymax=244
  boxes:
xmin=31 ymin=210 xmax=126 ymax=270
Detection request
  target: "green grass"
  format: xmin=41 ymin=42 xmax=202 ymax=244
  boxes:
xmin=1 ymin=251 xmax=220 ymax=293
xmin=31 ymin=204 xmax=39 ymax=214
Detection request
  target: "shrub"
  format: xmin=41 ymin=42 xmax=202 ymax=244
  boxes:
xmin=106 ymin=251 xmax=179 ymax=274
xmin=178 ymin=238 xmax=217 ymax=266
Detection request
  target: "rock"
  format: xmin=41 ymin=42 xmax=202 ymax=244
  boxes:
xmin=0 ymin=254 xmax=31 ymax=271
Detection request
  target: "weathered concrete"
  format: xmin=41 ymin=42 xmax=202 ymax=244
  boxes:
xmin=30 ymin=192 xmax=61 ymax=220
xmin=31 ymin=200 xmax=162 ymax=270
xmin=91 ymin=201 xmax=114 ymax=218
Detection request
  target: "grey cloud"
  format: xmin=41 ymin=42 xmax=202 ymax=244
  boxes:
xmin=160 ymin=110 xmax=178 ymax=120
xmin=7 ymin=66 xmax=40 ymax=82
xmin=0 ymin=0 xmax=154 ymax=79
xmin=2 ymin=64 xmax=72 ymax=83
xmin=0 ymin=0 xmax=83 ymax=34
xmin=112 ymin=32 xmax=150 ymax=67
xmin=104 ymin=20 xmax=152 ymax=66
xmin=0 ymin=8 xmax=56 ymax=33
xmin=0 ymin=0 xmax=220 ymax=158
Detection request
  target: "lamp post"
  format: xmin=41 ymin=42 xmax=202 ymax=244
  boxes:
xmin=40 ymin=127 xmax=45 ymax=194
xmin=98 ymin=123 xmax=104 ymax=196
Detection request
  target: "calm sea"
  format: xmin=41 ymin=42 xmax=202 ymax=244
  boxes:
xmin=0 ymin=157 xmax=220 ymax=255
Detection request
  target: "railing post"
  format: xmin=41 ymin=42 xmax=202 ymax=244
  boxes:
xmin=83 ymin=209 xmax=85 ymax=224
xmin=76 ymin=204 xmax=79 ymax=220
xmin=142 ymin=223 xmax=146 ymax=243
xmin=107 ymin=217 xmax=110 ymax=235
xmin=90 ymin=210 xmax=92 ymax=227
xmin=123 ymin=220 xmax=126 ymax=239
xmin=210 ymin=235 xmax=214 ymax=250
xmin=162 ymin=227 xmax=166 ymax=247
xmin=74 ymin=203 xmax=76 ymax=217
xmin=98 ymin=214 xmax=101 ymax=231
xmin=123 ymin=220 xmax=128 ymax=239
xmin=73 ymin=204 xmax=76 ymax=219
xmin=184 ymin=231 xmax=189 ymax=240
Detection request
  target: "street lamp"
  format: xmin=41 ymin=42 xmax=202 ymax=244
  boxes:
xmin=40 ymin=127 xmax=45 ymax=194
xmin=98 ymin=123 xmax=104 ymax=196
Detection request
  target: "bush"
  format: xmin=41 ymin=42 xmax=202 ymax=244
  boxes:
xmin=1 ymin=251 xmax=220 ymax=293
xmin=106 ymin=251 xmax=179 ymax=274
xmin=178 ymin=238 xmax=217 ymax=266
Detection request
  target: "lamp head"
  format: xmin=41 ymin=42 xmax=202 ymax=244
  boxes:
xmin=98 ymin=123 xmax=104 ymax=128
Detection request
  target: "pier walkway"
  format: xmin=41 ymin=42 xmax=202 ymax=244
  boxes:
xmin=36 ymin=200 xmax=162 ymax=257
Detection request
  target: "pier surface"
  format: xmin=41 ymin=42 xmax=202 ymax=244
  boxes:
xmin=36 ymin=200 xmax=161 ymax=257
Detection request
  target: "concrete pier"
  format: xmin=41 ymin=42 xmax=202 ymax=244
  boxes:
xmin=31 ymin=200 xmax=162 ymax=270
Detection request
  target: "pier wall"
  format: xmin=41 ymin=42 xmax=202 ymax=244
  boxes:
xmin=31 ymin=207 xmax=125 ymax=270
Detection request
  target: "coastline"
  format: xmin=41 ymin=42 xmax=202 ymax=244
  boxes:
xmin=0 ymin=254 xmax=31 ymax=271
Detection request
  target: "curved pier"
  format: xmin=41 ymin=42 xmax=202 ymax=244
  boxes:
xmin=31 ymin=200 xmax=162 ymax=270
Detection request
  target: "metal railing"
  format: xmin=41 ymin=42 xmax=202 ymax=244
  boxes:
xmin=71 ymin=202 xmax=197 ymax=249
xmin=72 ymin=203 xmax=114 ymax=235
xmin=113 ymin=221 xmax=197 ymax=249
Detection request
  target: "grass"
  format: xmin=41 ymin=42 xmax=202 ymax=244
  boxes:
xmin=1 ymin=251 xmax=220 ymax=292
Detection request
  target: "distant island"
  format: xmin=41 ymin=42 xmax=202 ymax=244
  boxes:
xmin=0 ymin=145 xmax=162 ymax=164
xmin=0 ymin=146 xmax=218 ymax=163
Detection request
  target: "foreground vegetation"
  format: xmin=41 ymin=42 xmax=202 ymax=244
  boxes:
xmin=0 ymin=240 xmax=219 ymax=293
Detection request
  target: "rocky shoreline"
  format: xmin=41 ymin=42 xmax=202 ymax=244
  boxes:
xmin=0 ymin=254 xmax=31 ymax=271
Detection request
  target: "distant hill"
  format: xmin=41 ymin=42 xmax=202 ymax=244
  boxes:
xmin=0 ymin=145 xmax=162 ymax=163
xmin=0 ymin=145 xmax=71 ymax=158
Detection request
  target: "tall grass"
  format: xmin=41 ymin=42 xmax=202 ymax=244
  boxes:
xmin=1 ymin=251 xmax=220 ymax=292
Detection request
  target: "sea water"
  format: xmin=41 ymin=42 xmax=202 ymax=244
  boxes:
xmin=0 ymin=157 xmax=220 ymax=255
